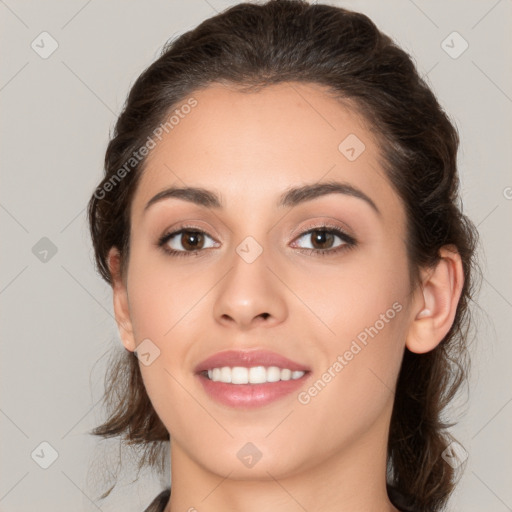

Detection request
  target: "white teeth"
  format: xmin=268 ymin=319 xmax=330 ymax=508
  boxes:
xmin=232 ymin=367 xmax=248 ymax=384
xmin=249 ymin=366 xmax=267 ymax=384
xmin=220 ymin=367 xmax=231 ymax=382
xmin=266 ymin=366 xmax=281 ymax=382
xmin=281 ymin=369 xmax=292 ymax=381
xmin=205 ymin=366 xmax=306 ymax=384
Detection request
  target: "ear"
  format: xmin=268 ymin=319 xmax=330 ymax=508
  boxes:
xmin=406 ymin=245 xmax=465 ymax=354
xmin=107 ymin=247 xmax=136 ymax=353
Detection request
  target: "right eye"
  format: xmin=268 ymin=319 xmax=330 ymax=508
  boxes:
xmin=158 ymin=228 xmax=218 ymax=257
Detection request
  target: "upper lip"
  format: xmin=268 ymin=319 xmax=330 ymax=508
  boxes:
xmin=194 ymin=349 xmax=311 ymax=374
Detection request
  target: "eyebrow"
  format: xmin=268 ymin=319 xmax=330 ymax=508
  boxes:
xmin=143 ymin=180 xmax=381 ymax=216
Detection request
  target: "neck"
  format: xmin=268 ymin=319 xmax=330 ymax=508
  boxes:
xmin=164 ymin=410 xmax=399 ymax=512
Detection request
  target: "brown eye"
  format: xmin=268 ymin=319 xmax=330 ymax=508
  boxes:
xmin=291 ymin=226 xmax=357 ymax=257
xmin=308 ymin=230 xmax=336 ymax=250
xmin=295 ymin=229 xmax=347 ymax=251
xmin=159 ymin=229 xmax=217 ymax=255
xmin=180 ymin=231 xmax=205 ymax=250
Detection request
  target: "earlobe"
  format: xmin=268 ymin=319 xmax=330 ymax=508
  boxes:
xmin=406 ymin=246 xmax=464 ymax=354
xmin=107 ymin=247 xmax=136 ymax=353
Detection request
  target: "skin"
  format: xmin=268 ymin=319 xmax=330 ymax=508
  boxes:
xmin=108 ymin=82 xmax=464 ymax=512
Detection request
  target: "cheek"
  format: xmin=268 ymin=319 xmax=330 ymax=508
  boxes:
xmin=290 ymin=242 xmax=409 ymax=343
xmin=126 ymin=248 xmax=210 ymax=342
xmin=294 ymin=302 xmax=407 ymax=459
xmin=299 ymin=242 xmax=409 ymax=407
xmin=126 ymin=259 xmax=204 ymax=427
xmin=125 ymin=249 xmax=216 ymax=409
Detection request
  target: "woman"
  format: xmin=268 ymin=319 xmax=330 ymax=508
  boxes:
xmin=87 ymin=1 xmax=479 ymax=511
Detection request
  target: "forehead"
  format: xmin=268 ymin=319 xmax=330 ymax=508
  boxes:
xmin=131 ymin=82 xmax=403 ymax=226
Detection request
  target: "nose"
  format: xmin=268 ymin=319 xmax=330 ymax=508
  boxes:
xmin=212 ymin=247 xmax=288 ymax=331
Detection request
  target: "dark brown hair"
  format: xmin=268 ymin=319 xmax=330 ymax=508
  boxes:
xmin=87 ymin=1 xmax=480 ymax=510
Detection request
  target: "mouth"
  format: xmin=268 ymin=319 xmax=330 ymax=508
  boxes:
xmin=194 ymin=349 xmax=311 ymax=408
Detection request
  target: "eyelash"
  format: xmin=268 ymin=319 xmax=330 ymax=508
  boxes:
xmin=156 ymin=223 xmax=357 ymax=258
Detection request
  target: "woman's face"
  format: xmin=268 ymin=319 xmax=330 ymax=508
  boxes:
xmin=116 ymin=82 xmax=417 ymax=481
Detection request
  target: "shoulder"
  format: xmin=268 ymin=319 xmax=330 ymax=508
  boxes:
xmin=142 ymin=487 xmax=171 ymax=512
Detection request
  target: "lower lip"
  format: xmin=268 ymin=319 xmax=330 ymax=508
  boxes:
xmin=196 ymin=372 xmax=310 ymax=408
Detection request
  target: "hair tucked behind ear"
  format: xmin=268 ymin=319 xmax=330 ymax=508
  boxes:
xmin=87 ymin=1 xmax=480 ymax=509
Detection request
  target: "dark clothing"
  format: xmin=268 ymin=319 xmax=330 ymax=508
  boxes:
xmin=143 ymin=487 xmax=170 ymax=512
xmin=143 ymin=484 xmax=418 ymax=511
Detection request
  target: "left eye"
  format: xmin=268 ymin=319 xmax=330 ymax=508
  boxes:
xmin=293 ymin=228 xmax=352 ymax=252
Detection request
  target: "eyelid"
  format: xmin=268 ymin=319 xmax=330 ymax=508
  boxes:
xmin=288 ymin=218 xmax=355 ymax=241
xmin=161 ymin=220 xmax=220 ymax=239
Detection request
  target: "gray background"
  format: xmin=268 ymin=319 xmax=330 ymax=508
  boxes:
xmin=1 ymin=0 xmax=511 ymax=511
